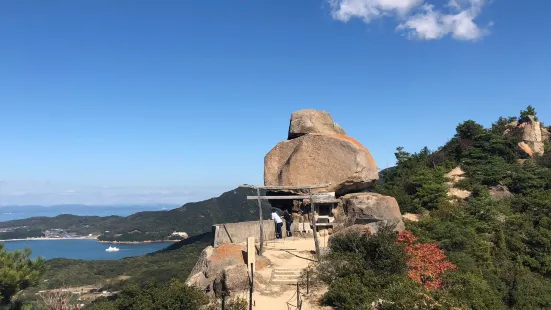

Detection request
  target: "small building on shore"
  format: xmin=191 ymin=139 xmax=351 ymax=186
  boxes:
xmin=171 ymin=231 xmax=188 ymax=239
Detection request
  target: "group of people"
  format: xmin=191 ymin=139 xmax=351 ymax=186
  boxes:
xmin=271 ymin=208 xmax=293 ymax=239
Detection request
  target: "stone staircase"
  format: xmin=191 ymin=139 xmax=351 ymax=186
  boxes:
xmin=270 ymin=267 xmax=302 ymax=285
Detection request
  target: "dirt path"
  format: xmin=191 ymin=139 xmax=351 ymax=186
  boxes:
xmin=247 ymin=237 xmax=331 ymax=310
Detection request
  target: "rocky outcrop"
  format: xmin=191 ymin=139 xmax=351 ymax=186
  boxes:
xmin=265 ymin=110 xmax=379 ymax=196
xmin=489 ymin=185 xmax=513 ymax=200
xmin=542 ymin=126 xmax=550 ymax=143
xmin=445 ymin=167 xmax=471 ymax=200
xmin=506 ymin=116 xmax=547 ymax=157
xmin=186 ymin=244 xmax=270 ymax=296
xmin=338 ymin=192 xmax=405 ymax=233
xmin=288 ymin=109 xmax=346 ymax=139
xmin=402 ymin=213 xmax=421 ymax=222
xmin=447 ymin=188 xmax=472 ymax=200
xmin=444 ymin=167 xmax=465 ymax=186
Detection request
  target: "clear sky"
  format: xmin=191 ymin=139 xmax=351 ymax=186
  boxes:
xmin=1 ymin=0 xmax=550 ymax=206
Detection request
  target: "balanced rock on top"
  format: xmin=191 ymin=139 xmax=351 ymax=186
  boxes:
xmin=288 ymin=109 xmax=347 ymax=139
xmin=264 ymin=109 xmax=379 ymax=196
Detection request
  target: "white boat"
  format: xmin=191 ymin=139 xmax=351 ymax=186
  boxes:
xmin=105 ymin=246 xmax=120 ymax=252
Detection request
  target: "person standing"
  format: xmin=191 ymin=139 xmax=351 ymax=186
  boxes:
xmin=283 ymin=209 xmax=293 ymax=237
xmin=271 ymin=209 xmax=283 ymax=239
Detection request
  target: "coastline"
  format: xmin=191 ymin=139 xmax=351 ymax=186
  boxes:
xmin=1 ymin=237 xmax=179 ymax=244
xmin=0 ymin=236 xmax=98 ymax=242
xmin=98 ymin=240 xmax=178 ymax=244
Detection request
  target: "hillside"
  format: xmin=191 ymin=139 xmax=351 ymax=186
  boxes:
xmin=15 ymin=232 xmax=213 ymax=306
xmin=0 ymin=187 xmax=272 ymax=242
xmin=345 ymin=107 xmax=551 ymax=309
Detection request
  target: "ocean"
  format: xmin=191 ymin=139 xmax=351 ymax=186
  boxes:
xmin=0 ymin=239 xmax=172 ymax=260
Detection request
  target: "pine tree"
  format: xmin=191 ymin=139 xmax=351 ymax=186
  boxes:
xmin=0 ymin=245 xmax=46 ymax=305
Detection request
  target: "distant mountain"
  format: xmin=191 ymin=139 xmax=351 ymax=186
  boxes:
xmin=0 ymin=204 xmax=176 ymax=221
xmin=0 ymin=187 xmax=272 ymax=242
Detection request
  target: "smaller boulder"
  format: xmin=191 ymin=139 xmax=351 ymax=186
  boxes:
xmin=340 ymin=192 xmax=405 ymax=233
xmin=288 ymin=109 xmax=347 ymax=139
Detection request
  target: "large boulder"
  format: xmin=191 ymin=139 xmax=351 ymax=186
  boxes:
xmin=339 ymin=192 xmax=405 ymax=233
xmin=264 ymin=133 xmax=379 ymax=195
xmin=288 ymin=109 xmax=346 ymax=139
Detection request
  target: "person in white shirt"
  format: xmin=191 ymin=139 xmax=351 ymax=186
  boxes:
xmin=271 ymin=209 xmax=283 ymax=239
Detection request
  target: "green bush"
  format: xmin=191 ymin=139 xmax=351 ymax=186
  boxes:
xmin=85 ymin=279 xmax=208 ymax=310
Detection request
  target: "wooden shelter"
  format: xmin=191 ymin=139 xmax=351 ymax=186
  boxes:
xmin=239 ymin=183 xmax=332 ymax=261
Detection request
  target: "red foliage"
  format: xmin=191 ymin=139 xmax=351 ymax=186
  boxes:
xmin=397 ymin=230 xmax=457 ymax=290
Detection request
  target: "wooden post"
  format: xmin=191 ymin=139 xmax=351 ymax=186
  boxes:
xmin=296 ymin=282 xmax=300 ymax=309
xmin=249 ymin=262 xmax=254 ymax=310
xmin=306 ymin=269 xmax=309 ymax=295
xmin=257 ymin=188 xmax=264 ymax=255
xmin=309 ymin=189 xmax=321 ymax=262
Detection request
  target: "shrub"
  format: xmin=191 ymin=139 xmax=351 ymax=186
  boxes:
xmin=397 ymin=231 xmax=457 ymax=290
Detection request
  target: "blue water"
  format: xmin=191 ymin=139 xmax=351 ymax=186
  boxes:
xmin=1 ymin=239 xmax=172 ymax=260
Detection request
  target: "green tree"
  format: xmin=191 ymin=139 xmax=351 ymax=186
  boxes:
xmin=456 ymin=120 xmax=486 ymax=140
xmin=520 ymin=105 xmax=538 ymax=121
xmin=0 ymin=244 xmax=46 ymax=305
xmin=394 ymin=147 xmax=411 ymax=165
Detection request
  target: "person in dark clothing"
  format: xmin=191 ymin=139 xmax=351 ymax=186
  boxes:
xmin=283 ymin=209 xmax=293 ymax=237
xmin=271 ymin=208 xmax=283 ymax=239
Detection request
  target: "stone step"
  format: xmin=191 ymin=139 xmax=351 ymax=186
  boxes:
xmin=272 ymin=268 xmax=303 ymax=272
xmin=271 ymin=268 xmax=302 ymax=285
xmin=271 ymin=278 xmax=300 ymax=285
xmin=273 ymin=273 xmax=301 ymax=278
xmin=274 ymin=270 xmax=300 ymax=276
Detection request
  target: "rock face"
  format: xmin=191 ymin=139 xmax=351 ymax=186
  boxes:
xmin=444 ymin=167 xmax=471 ymax=200
xmin=542 ymin=126 xmax=550 ymax=143
xmin=507 ymin=116 xmax=547 ymax=157
xmin=288 ymin=109 xmax=346 ymax=139
xmin=339 ymin=192 xmax=405 ymax=233
xmin=444 ymin=167 xmax=466 ymax=186
xmin=265 ymin=134 xmax=379 ymax=195
xmin=186 ymin=244 xmax=270 ymax=296
xmin=520 ymin=116 xmax=545 ymax=156
xmin=518 ymin=141 xmax=534 ymax=157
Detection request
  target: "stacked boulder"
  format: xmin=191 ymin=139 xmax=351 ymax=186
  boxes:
xmin=264 ymin=109 xmax=404 ymax=233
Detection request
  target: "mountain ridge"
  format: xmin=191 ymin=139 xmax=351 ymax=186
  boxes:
xmin=0 ymin=187 xmax=271 ymax=242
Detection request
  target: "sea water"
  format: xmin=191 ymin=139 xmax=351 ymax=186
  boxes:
xmin=1 ymin=239 xmax=172 ymax=260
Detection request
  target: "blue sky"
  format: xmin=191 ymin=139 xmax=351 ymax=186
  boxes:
xmin=1 ymin=0 xmax=550 ymax=206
